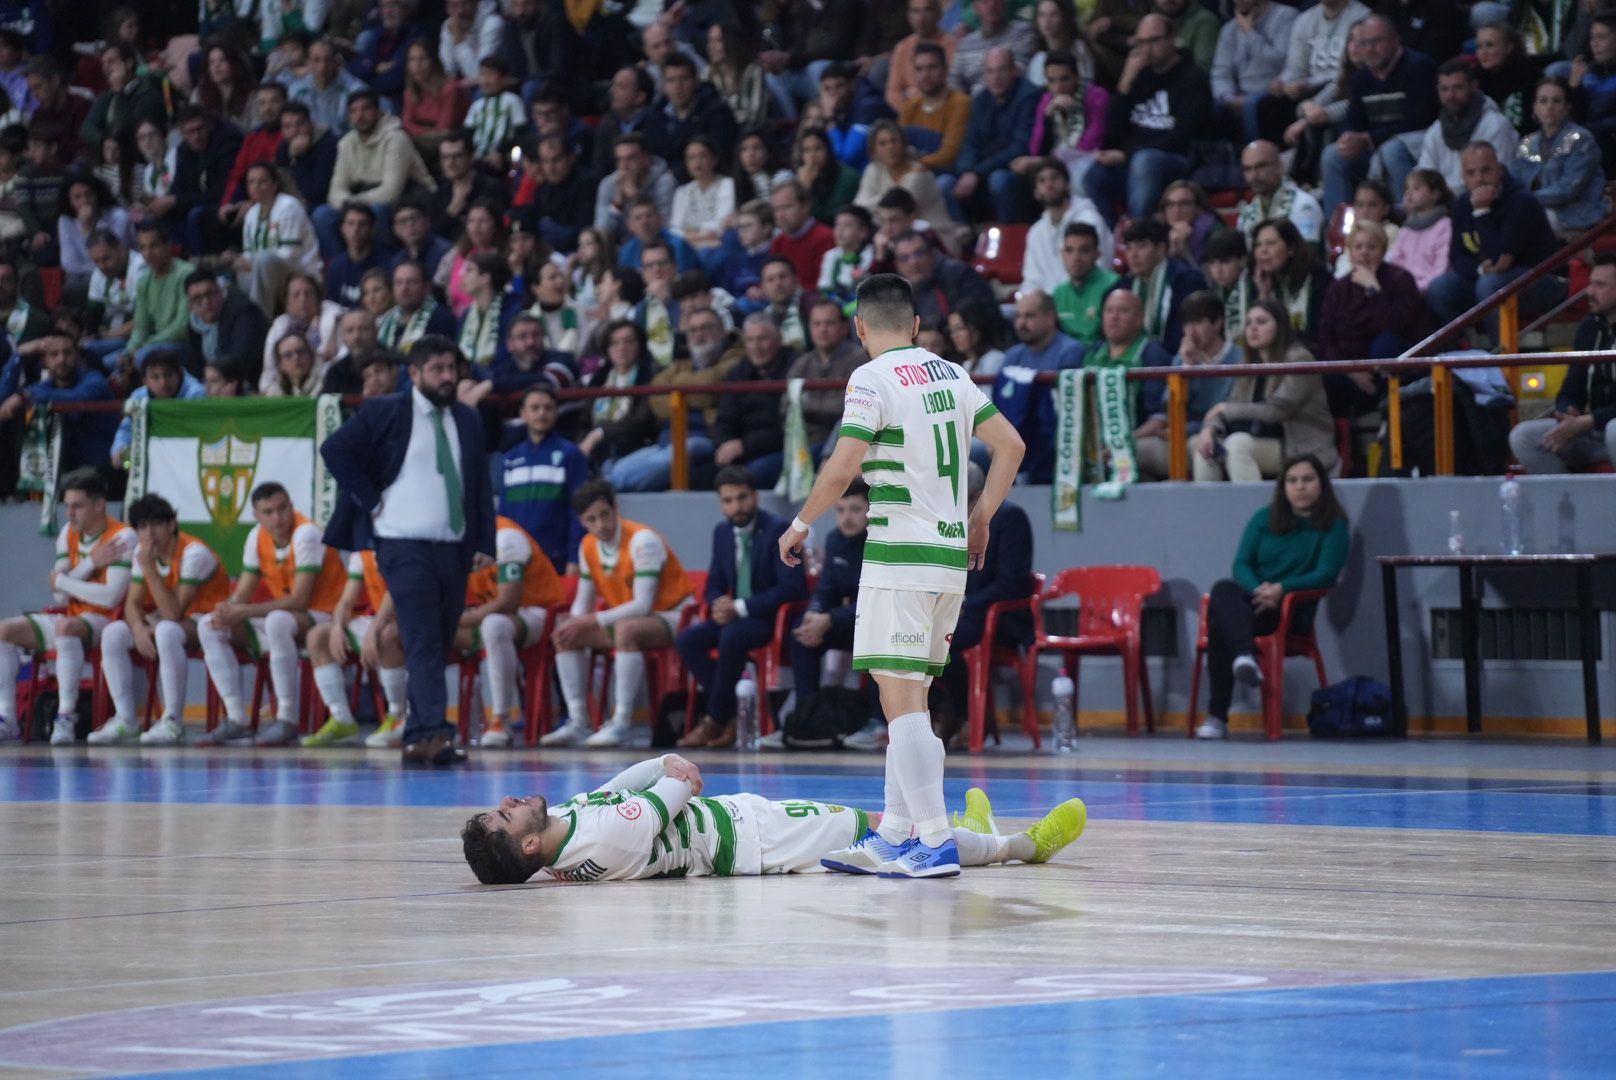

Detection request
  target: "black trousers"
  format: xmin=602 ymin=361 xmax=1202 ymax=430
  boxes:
xmin=1206 ymin=578 xmax=1280 ymax=718
xmin=676 ymin=616 xmax=773 ymax=723
xmin=376 ymin=537 xmax=467 ymax=744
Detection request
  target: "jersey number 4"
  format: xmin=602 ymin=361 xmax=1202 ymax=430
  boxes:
xmin=932 ymin=420 xmax=961 ymax=502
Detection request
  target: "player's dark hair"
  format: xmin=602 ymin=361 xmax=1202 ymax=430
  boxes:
xmin=572 ymin=477 xmax=617 ymax=514
xmin=855 ymin=273 xmax=917 ymax=332
xmin=126 ymin=493 xmax=178 ymax=528
xmin=250 ymin=481 xmax=289 ymax=505
xmin=461 ymin=815 xmax=544 ymax=884
xmin=714 ymin=464 xmax=756 ymax=492
xmin=60 ymin=467 xmax=106 ymax=501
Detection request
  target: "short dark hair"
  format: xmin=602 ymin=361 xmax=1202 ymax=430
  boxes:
xmin=1043 ymin=49 xmax=1077 ymax=74
xmin=142 ymin=350 xmax=185 ymax=378
xmin=820 ymin=62 xmax=856 ymax=83
xmin=876 ymin=187 xmax=918 ymax=214
xmin=251 ymin=481 xmax=289 ymax=505
xmin=184 ymin=269 xmax=220 ymax=293
xmin=1204 ymin=229 xmax=1248 ymax=263
xmin=461 ymin=815 xmax=543 ymax=884
xmin=135 ymin=218 xmax=168 ymax=240
xmin=842 ymin=478 xmax=870 ymax=501
xmin=1179 ymin=289 xmax=1224 ymax=326
xmin=356 ymin=348 xmax=399 ymax=376
xmin=409 ymin=333 xmax=463 ymax=368
xmin=478 ymin=53 xmax=510 ymax=75
xmin=280 ymin=100 xmax=312 ymax=122
xmin=662 ymin=51 xmax=697 ymax=76
xmin=1032 ymin=157 xmax=1068 ymax=184
xmin=1591 ymin=252 xmax=1616 ymax=272
xmin=522 ymin=382 xmax=558 ymax=404
xmin=835 ymin=204 xmax=874 ymax=231
xmin=714 ymin=464 xmax=756 ymax=492
xmin=761 ymin=254 xmax=798 ymax=278
xmin=1437 ymin=57 xmax=1476 ymax=79
xmin=440 ymin=127 xmax=474 ymax=156
xmin=86 ymin=228 xmax=122 ymax=251
xmin=60 ymin=468 xmax=105 ymax=501
xmin=126 ymin=493 xmax=178 ymax=529
xmin=346 ymin=88 xmax=380 ymax=110
xmin=855 ymin=273 xmax=917 ymax=332
xmin=469 ymin=251 xmax=511 ymax=292
xmin=914 ymin=41 xmax=947 ymax=64
xmin=1063 ymin=221 xmax=1100 ymax=245
xmin=341 ymin=200 xmax=376 ymax=227
xmin=571 ymin=477 xmax=617 ymax=515
xmin=613 ymin=131 xmax=649 ymax=154
xmin=1123 ymin=217 xmax=1169 ymax=246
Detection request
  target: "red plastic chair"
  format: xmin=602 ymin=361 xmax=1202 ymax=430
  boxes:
xmin=456 ymin=575 xmax=580 ymax=746
xmin=971 ymin=224 xmax=1030 ymax=287
xmin=963 ymin=572 xmax=1045 ymax=753
xmin=1027 ymin=566 xmax=1162 ymax=736
xmin=682 ymin=586 xmax=811 ymax=738
xmin=1186 ymin=587 xmax=1331 ymax=741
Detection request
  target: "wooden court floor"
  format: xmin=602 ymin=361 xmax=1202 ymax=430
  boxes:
xmin=2 ymin=736 xmax=1614 ymax=1079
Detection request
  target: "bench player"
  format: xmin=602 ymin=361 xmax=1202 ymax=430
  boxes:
xmin=455 ymin=514 xmax=565 ymax=748
xmin=0 ymin=469 xmax=135 ymax=744
xmin=539 ymin=479 xmax=693 ymax=749
xmin=460 ymin=754 xmax=1087 ymax=885
xmin=301 ymin=549 xmax=411 ymax=748
xmin=90 ymin=493 xmax=231 ymax=745
xmin=195 ymin=482 xmax=348 ymax=746
xmin=780 ymin=273 xmax=1027 ymax=878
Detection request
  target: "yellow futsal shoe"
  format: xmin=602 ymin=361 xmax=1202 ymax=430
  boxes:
xmin=302 ymin=715 xmax=360 ymax=748
xmin=951 ymin=787 xmax=999 ymax=836
xmin=1025 ymin=798 xmax=1088 ymax=863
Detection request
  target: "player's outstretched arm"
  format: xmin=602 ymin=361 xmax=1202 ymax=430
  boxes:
xmin=968 ymin=412 xmax=1026 ymax=570
xmin=780 ymin=434 xmax=868 ymax=567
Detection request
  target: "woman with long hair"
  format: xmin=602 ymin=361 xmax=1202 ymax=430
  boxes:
xmin=1194 ymin=298 xmax=1337 ymax=481
xmin=264 ymin=331 xmax=326 ymax=397
xmin=456 ymin=252 xmax=514 ymax=369
xmin=193 ymin=43 xmax=257 ymax=129
xmin=93 ymin=133 xmax=140 ymax=206
xmin=1027 ymin=0 xmax=1096 ymax=86
xmin=793 ymin=127 xmax=860 ymax=225
xmin=262 ymin=273 xmax=345 ymax=390
xmin=436 ymin=199 xmax=506 ymax=318
xmin=706 ymin=24 xmax=769 ymax=129
xmin=1283 ymin=19 xmax=1365 ymax=183
xmin=130 ymin=119 xmax=178 ymax=229
xmin=733 ymin=129 xmax=792 ymax=207
xmin=359 ymin=267 xmax=394 ymax=320
xmin=670 ymin=136 xmax=737 ymax=251
xmin=855 ymin=119 xmax=969 ymax=255
xmin=1249 ymin=218 xmax=1331 ymax=346
xmin=401 ymin=40 xmax=469 ymax=159
xmin=581 ymin=319 xmax=657 ymax=471
xmin=58 ymin=173 xmax=132 ymax=291
xmin=234 ymin=162 xmax=322 ymax=318
xmin=947 ymin=301 xmax=1009 ymax=377
xmin=1511 ymin=75 xmax=1609 ymax=237
xmin=529 ymin=260 xmax=582 ymax=355
xmin=569 ymin=226 xmax=616 ymax=310
xmin=1193 ymin=453 xmax=1350 ymax=739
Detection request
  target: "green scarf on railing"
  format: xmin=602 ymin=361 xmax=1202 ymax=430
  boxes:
xmin=1052 ymin=367 xmax=1137 ymax=531
xmin=776 ymin=377 xmax=817 ymax=501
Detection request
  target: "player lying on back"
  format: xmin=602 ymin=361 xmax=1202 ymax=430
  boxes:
xmin=459 ymin=755 xmax=1087 ymax=885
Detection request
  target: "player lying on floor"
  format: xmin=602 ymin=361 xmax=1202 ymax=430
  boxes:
xmin=460 ymin=754 xmax=1087 ymax=884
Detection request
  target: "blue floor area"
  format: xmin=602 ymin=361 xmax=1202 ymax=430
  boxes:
xmin=117 ymin=970 xmax=1616 ymax=1080
xmin=3 ymin=754 xmax=1615 ymax=836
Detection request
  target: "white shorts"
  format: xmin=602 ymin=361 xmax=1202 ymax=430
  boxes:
xmin=475 ymin=606 xmax=549 ymax=649
xmin=744 ymin=795 xmax=873 ymax=875
xmin=342 ymin=615 xmax=376 ymax=654
xmin=242 ymin=611 xmax=330 ymax=659
xmin=24 ymin=611 xmax=110 ymax=651
xmin=851 ymin=586 xmax=963 ymax=682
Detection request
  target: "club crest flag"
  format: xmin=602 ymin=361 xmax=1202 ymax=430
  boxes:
xmin=123 ymin=397 xmax=342 ymax=573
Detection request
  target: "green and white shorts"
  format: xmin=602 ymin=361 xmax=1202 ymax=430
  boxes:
xmin=747 ymin=795 xmax=874 ymax=874
xmin=851 ymin=586 xmax=962 ymax=683
xmin=24 ymin=611 xmax=110 ymax=651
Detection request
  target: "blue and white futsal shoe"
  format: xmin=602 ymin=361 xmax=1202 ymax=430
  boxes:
xmin=821 ymin=828 xmax=905 ymax=875
xmin=877 ymin=836 xmax=962 ymax=879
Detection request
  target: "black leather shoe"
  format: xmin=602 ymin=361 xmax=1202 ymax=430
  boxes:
xmin=401 ymin=734 xmax=467 ymax=767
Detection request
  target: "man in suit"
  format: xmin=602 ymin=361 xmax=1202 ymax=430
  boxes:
xmin=321 ymin=335 xmax=497 ymax=767
xmin=675 ymin=465 xmax=808 ymax=748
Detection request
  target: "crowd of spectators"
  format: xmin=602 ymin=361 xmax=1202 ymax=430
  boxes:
xmin=1 ymin=0 xmax=1614 ymax=502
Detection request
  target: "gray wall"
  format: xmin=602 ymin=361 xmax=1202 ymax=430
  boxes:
xmin=5 ymin=475 xmax=1612 ymax=732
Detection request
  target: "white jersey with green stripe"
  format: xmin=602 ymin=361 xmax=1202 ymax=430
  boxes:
xmin=839 ymin=346 xmax=998 ymax=595
xmin=540 ymin=782 xmax=754 ymax=883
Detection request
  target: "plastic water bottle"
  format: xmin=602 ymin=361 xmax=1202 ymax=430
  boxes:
xmin=1447 ymin=510 xmax=1464 ymax=555
xmin=1051 ymin=669 xmax=1076 ymax=753
xmin=1499 ymin=468 xmax=1524 ymax=556
xmin=735 ymin=670 xmax=759 ymax=752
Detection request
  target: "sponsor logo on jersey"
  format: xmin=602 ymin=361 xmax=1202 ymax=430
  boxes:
xmin=618 ymin=802 xmax=643 ymax=820
xmin=890 ymin=630 xmax=926 ymax=645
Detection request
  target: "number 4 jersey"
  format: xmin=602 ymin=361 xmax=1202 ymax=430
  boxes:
xmin=839 ymin=347 xmax=999 ymax=595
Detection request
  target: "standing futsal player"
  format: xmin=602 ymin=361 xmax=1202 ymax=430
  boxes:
xmin=779 ymin=273 xmax=1030 ymax=878
xmin=322 ymin=335 xmax=496 ymax=767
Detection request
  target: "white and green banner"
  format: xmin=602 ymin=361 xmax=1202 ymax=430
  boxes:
xmin=1092 ymin=367 xmax=1138 ymax=500
xmin=776 ymin=377 xmax=817 ymax=502
xmin=1052 ymin=367 xmax=1137 ymax=532
xmin=1051 ymin=369 xmax=1083 ymax=532
xmin=123 ymin=396 xmax=343 ymax=573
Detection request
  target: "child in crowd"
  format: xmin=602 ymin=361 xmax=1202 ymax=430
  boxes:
xmin=1333 ymin=180 xmax=1399 ymax=278
xmin=465 ymin=56 xmax=525 ymax=172
xmin=818 ymin=204 xmax=874 ymax=312
xmin=1388 ymin=169 xmax=1452 ymax=294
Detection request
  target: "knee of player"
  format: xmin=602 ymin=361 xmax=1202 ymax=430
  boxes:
xmin=153 ymin=619 xmax=187 ymax=645
xmin=58 ymin=617 xmax=90 ymax=640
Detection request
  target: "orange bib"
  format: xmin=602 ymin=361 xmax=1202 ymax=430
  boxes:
xmin=139 ymin=532 xmax=231 ymax=617
xmin=254 ymin=513 xmax=346 ymax=614
xmin=64 ymin=519 xmax=131 ymax=619
xmin=353 ymin=550 xmax=388 ymax=615
xmin=580 ymin=518 xmax=689 ymax=613
xmin=467 ymin=517 xmax=566 ymax=609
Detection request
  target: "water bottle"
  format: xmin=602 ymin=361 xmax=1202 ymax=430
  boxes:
xmin=1051 ymin=669 xmax=1076 ymax=754
xmin=735 ymin=670 xmax=759 ymax=752
xmin=1447 ymin=510 xmax=1464 ymax=556
xmin=1499 ymin=468 xmax=1524 ymax=556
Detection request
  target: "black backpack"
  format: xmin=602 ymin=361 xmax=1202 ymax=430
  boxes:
xmin=30 ymin=687 xmax=97 ymax=742
xmin=783 ymin=687 xmax=874 ymax=749
xmin=1307 ymin=676 xmax=1396 ymax=738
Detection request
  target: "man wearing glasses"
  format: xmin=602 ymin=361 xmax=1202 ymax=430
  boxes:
xmin=1082 ymin=13 xmax=1213 ymax=226
xmin=1235 ymin=139 xmax=1325 ymax=245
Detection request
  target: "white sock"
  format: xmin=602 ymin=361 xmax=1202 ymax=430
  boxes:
xmin=100 ymin=620 xmax=136 ymax=721
xmin=877 ymin=744 xmax=914 ymax=845
xmin=154 ymin=620 xmax=189 ymax=721
xmin=556 ymin=649 xmax=590 ymax=724
xmin=951 ymin=828 xmax=1010 ymax=866
xmin=0 ymin=640 xmax=18 ymax=721
xmin=1006 ymin=833 xmax=1036 ymax=862
xmin=313 ymin=663 xmax=354 ymax=723
xmin=198 ymin=614 xmax=245 ymax=721
xmin=611 ymin=651 xmax=643 ymax=727
xmin=263 ymin=610 xmax=300 ymax=723
xmin=378 ymin=666 xmax=408 ymax=717
xmin=55 ymin=634 xmax=85 ymax=715
xmin=887 ymin=711 xmax=950 ymax=846
xmin=481 ymin=614 xmax=517 ymax=718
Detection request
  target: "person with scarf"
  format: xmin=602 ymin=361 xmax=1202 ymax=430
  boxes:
xmin=1160 ymin=181 xmax=1227 ymax=267
xmin=757 ymin=256 xmax=812 ymax=353
xmin=1510 ymin=75 xmax=1609 ymax=237
xmin=1023 ymin=48 xmax=1109 ymax=194
xmin=1249 ymin=218 xmax=1330 ymax=350
xmin=233 ymin=163 xmax=322 ymax=319
xmin=1415 ymin=59 xmax=1520 ymax=195
xmin=1202 ymin=229 xmax=1253 ymax=347
xmin=1083 ymin=287 xmax=1174 ymax=434
xmin=457 ymin=254 xmax=521 ymax=372
xmin=818 ymin=205 xmax=876 ymax=310
xmin=1236 ymin=139 xmax=1324 ymax=246
xmin=1136 ymin=290 xmax=1239 ymax=479
xmin=1387 ymin=167 xmax=1451 ymax=292
xmin=378 ymin=260 xmax=455 ymax=356
xmin=1117 ymin=216 xmax=1206 ymax=355
xmin=579 ymin=319 xmax=658 ymax=473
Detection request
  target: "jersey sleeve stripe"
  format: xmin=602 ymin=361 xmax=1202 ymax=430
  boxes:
xmin=636 ymin=789 xmax=671 ymax=831
xmin=871 ymin=428 xmax=905 ymax=447
xmin=706 ymin=799 xmax=738 ymax=877
xmin=864 ymin=540 xmax=968 ymax=569
xmin=867 ymin=485 xmax=911 ymax=505
xmin=867 ymin=515 xmax=890 ymax=527
xmin=860 ymin=460 xmax=904 ymax=473
xmin=973 ymin=402 xmax=1000 ymax=425
xmin=839 ymin=423 xmax=876 ymax=442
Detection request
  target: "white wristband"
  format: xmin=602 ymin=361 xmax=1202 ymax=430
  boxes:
xmin=792 ymin=516 xmax=810 ymax=533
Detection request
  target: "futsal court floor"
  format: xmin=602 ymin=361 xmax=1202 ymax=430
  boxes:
xmin=2 ymin=733 xmax=1614 ymax=1079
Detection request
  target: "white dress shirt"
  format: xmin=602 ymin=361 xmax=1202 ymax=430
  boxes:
xmin=372 ymin=388 xmax=465 ymax=543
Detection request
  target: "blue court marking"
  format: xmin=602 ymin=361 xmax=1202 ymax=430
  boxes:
xmin=115 ymin=970 xmax=1616 ymax=1080
xmin=3 ymin=758 xmax=1614 ymax=836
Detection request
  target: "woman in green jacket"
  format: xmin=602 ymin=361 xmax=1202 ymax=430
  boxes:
xmin=1195 ymin=453 xmax=1350 ymax=739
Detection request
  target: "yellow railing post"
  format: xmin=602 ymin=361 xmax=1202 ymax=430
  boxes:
xmin=670 ymin=391 xmax=689 ymax=491
xmin=1388 ymin=375 xmax=1403 ymax=473
xmin=1431 ymin=365 xmax=1455 ymax=476
xmin=1498 ymin=294 xmax=1520 ymax=357
xmin=1167 ymin=373 xmax=1188 ymax=481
